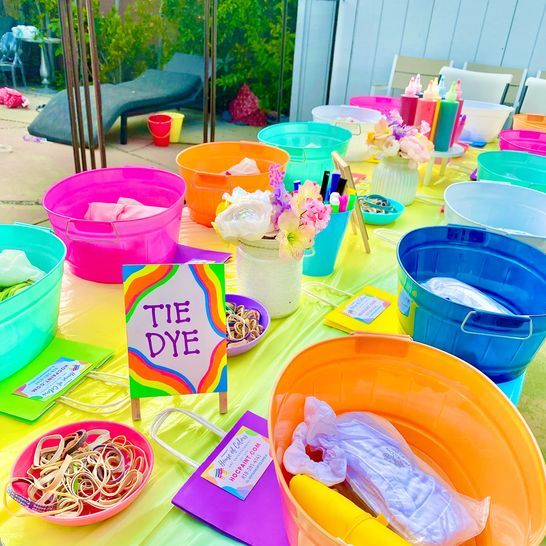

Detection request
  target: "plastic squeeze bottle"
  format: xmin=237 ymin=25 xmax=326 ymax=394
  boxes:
xmin=289 ymin=474 xmax=410 ymax=546
xmin=399 ymin=75 xmax=419 ymax=126
xmin=434 ymin=81 xmax=459 ymax=152
xmin=413 ymin=80 xmax=439 ymax=140
xmin=450 ymin=79 xmax=464 ymax=146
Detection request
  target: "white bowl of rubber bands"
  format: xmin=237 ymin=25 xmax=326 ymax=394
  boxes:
xmin=5 ymin=420 xmax=154 ymax=526
xmin=226 ymin=293 xmax=270 ymax=357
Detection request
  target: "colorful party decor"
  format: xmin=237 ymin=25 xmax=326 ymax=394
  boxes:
xmin=123 ymin=263 xmax=227 ymax=419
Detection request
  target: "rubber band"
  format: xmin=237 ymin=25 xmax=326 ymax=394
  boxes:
xmin=226 ymin=302 xmax=264 ymax=348
xmin=5 ymin=430 xmax=149 ymax=519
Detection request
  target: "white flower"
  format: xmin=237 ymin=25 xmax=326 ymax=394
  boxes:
xmin=214 ymin=199 xmax=273 ymax=242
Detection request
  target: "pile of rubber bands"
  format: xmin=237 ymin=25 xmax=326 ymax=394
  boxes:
xmin=226 ymin=302 xmax=265 ymax=348
xmin=7 ymin=429 xmax=148 ymax=517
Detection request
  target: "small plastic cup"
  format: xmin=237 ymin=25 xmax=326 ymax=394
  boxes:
xmin=148 ymin=114 xmax=172 ymax=146
xmin=303 ymin=209 xmax=352 ymax=276
xmin=168 ymin=112 xmax=185 ymax=143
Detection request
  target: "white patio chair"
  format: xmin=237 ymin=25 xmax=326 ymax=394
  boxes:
xmin=517 ymin=77 xmax=546 ymax=115
xmin=464 ymin=63 xmax=527 ymax=108
xmin=372 ymin=54 xmax=453 ymax=96
xmin=439 ymin=66 xmax=512 ymax=104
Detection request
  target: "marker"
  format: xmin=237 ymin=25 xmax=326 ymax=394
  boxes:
xmin=320 ymin=171 xmax=330 ymax=200
xmin=329 ymin=192 xmax=340 ymax=213
xmin=348 ymin=194 xmax=356 ymax=211
xmin=337 ymin=177 xmax=347 ymax=195
xmin=339 ymin=194 xmax=349 ymax=213
xmin=293 ymin=180 xmax=301 ymax=192
xmin=330 ymin=172 xmax=341 ymax=193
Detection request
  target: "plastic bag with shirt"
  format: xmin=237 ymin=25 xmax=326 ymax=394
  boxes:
xmin=283 ymin=397 xmax=490 ymax=546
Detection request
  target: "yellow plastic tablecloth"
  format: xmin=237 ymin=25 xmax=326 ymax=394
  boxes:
xmin=1 ymin=147 xmax=544 ymax=546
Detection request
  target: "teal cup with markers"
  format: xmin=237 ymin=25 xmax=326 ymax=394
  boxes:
xmin=303 ymin=208 xmax=352 ymax=276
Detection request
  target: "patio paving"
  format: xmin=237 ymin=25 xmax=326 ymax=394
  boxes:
xmin=0 ymin=90 xmax=259 ymax=226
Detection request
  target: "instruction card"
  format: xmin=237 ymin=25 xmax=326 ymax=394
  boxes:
xmin=344 ymin=294 xmax=390 ymax=324
xmin=14 ymin=358 xmax=91 ymax=401
xmin=201 ymin=426 xmax=272 ymax=500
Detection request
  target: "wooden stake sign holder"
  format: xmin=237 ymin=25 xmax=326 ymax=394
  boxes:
xmin=331 ymin=152 xmax=371 ymax=253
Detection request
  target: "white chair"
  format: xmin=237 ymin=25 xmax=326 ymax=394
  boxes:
xmin=372 ymin=54 xmax=453 ymax=96
xmin=439 ymin=66 xmax=512 ymax=104
xmin=517 ymin=77 xmax=546 ymax=115
xmin=463 ymin=63 xmax=527 ymax=108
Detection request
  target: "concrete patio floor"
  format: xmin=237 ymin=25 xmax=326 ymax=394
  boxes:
xmin=0 ymin=90 xmax=259 ymax=225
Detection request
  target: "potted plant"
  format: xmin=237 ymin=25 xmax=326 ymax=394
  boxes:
xmin=214 ymin=166 xmax=331 ymax=318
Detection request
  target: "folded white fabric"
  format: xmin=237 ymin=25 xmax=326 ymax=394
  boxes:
xmin=225 ymin=158 xmax=260 ymax=175
xmin=84 ymin=197 xmax=166 ymax=222
xmin=422 ymin=277 xmax=512 ymax=314
xmin=0 ymin=249 xmax=45 ymax=288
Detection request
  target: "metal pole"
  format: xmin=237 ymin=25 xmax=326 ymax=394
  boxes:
xmin=85 ymin=0 xmax=107 ymax=167
xmin=58 ymin=0 xmax=81 ymax=172
xmin=76 ymin=0 xmax=96 ymax=168
xmin=210 ymin=0 xmax=217 ymax=141
xmin=66 ymin=0 xmax=88 ymax=170
xmin=276 ymin=0 xmax=288 ymax=123
xmin=203 ymin=0 xmax=210 ymax=143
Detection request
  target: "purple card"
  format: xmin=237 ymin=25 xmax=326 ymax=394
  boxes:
xmin=172 ymin=411 xmax=289 ymax=546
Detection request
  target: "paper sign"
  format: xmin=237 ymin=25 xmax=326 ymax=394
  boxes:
xmin=344 ymin=295 xmax=390 ymax=324
xmin=13 ymin=358 xmax=90 ymax=401
xmin=201 ymin=426 xmax=272 ymax=500
xmin=123 ymin=263 xmax=227 ymax=399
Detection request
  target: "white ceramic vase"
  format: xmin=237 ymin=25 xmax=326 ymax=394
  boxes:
xmin=236 ymin=237 xmax=302 ymax=319
xmin=371 ymin=156 xmax=419 ymax=205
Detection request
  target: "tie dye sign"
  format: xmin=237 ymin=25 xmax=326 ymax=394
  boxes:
xmin=123 ymin=264 xmax=227 ymax=401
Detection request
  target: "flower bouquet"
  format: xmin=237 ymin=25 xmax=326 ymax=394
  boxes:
xmin=214 ymin=166 xmax=331 ymax=317
xmin=368 ymin=111 xmax=434 ymax=205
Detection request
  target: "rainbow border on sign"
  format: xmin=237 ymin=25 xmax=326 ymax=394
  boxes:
xmin=123 ymin=264 xmax=227 ymax=398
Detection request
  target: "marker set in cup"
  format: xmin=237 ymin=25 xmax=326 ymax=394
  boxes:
xmin=318 ymin=170 xmax=355 ymax=213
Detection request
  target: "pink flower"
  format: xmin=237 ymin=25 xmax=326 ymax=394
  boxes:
xmin=419 ymin=120 xmax=431 ymax=136
xmin=399 ymin=133 xmax=434 ymax=168
xmin=301 ymin=200 xmax=331 ymax=233
xmin=290 ymin=180 xmax=321 ymax=215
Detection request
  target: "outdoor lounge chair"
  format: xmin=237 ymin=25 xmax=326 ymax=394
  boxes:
xmin=28 ymin=59 xmax=202 ymax=146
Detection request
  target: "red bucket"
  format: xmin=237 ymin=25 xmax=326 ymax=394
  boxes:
xmin=148 ymin=114 xmax=172 ymax=146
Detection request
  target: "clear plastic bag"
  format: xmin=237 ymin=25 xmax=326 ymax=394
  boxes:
xmin=283 ymin=397 xmax=490 ymax=546
xmin=422 ymin=277 xmax=511 ymax=314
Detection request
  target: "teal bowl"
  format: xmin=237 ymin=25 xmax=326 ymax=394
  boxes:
xmin=257 ymin=122 xmax=351 ymax=190
xmin=0 ymin=224 xmax=66 ymax=380
xmin=477 ymin=150 xmax=546 ymax=193
xmin=362 ymin=197 xmax=405 ymax=225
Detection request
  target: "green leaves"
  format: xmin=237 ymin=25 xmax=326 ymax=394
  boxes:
xmin=19 ymin=0 xmax=296 ymax=113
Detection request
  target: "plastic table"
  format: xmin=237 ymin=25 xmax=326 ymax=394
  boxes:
xmin=1 ymin=145 xmax=544 ymax=546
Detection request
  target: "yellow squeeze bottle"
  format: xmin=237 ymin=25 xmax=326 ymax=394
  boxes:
xmin=289 ymin=475 xmax=410 ymax=546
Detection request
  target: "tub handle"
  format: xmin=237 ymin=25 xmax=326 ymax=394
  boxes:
xmin=149 ymin=407 xmax=226 ymax=468
xmin=460 ymin=311 xmax=533 ymax=340
xmin=192 ymin=171 xmax=232 ymax=193
xmin=333 ymin=121 xmax=362 ymax=136
xmin=374 ymin=228 xmax=405 ymax=245
xmin=65 ymin=219 xmax=120 ymax=243
xmin=289 ymin=148 xmax=308 ymax=163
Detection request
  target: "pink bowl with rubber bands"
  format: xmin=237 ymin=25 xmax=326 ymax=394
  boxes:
xmin=6 ymin=420 xmax=154 ymax=526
